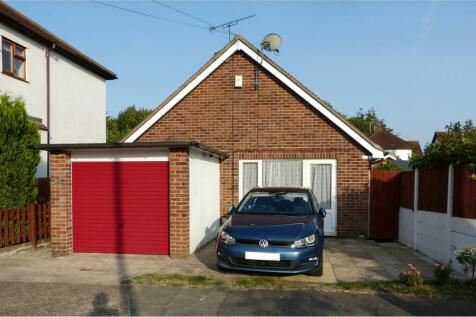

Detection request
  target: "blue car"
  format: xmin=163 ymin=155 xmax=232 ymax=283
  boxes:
xmin=216 ymin=187 xmax=326 ymax=276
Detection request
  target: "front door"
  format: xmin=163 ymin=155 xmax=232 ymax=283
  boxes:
xmin=303 ymin=160 xmax=337 ymax=236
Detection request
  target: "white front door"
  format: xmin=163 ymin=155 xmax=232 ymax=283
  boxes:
xmin=303 ymin=160 xmax=337 ymax=236
xmin=239 ymin=159 xmax=338 ymax=236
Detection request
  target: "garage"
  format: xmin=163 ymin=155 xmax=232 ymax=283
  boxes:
xmin=72 ymin=161 xmax=169 ymax=254
xmin=40 ymin=142 xmax=225 ymax=257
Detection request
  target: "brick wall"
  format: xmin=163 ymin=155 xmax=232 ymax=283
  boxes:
xmin=49 ymin=152 xmax=72 ymax=256
xmin=168 ymin=148 xmax=190 ymax=256
xmin=138 ymin=52 xmax=371 ymax=237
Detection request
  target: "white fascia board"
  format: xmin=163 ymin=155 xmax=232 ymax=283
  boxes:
xmin=125 ymin=40 xmax=383 ymax=158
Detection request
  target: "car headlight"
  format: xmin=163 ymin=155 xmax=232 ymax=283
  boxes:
xmin=291 ymin=234 xmax=316 ymax=248
xmin=219 ymin=230 xmax=236 ymax=245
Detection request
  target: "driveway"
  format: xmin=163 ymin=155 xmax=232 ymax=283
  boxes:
xmin=0 ymin=238 xmax=436 ymax=285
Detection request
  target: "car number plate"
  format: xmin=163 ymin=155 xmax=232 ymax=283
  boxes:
xmin=245 ymin=252 xmax=280 ymax=261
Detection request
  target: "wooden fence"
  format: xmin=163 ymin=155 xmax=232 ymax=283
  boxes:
xmin=369 ymin=170 xmax=401 ymax=240
xmin=0 ymin=203 xmax=50 ymax=249
xmin=399 ymin=171 xmax=414 ymax=210
xmin=418 ymin=166 xmax=448 ymax=213
xmin=37 ymin=178 xmax=50 ymax=203
xmin=453 ymin=165 xmax=476 ymax=219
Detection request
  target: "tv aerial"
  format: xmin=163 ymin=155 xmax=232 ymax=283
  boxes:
xmin=210 ymin=15 xmax=255 ymax=42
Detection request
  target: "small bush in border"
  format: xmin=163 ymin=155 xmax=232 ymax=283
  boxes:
xmin=433 ymin=262 xmax=452 ymax=284
xmin=456 ymin=247 xmax=476 ymax=280
xmin=399 ymin=264 xmax=423 ymax=287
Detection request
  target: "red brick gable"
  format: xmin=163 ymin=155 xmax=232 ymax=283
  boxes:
xmin=139 ymin=52 xmax=367 ymax=155
xmin=138 ymin=51 xmax=371 ymax=237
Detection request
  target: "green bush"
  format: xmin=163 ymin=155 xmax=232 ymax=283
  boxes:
xmin=456 ymin=247 xmax=476 ymax=280
xmin=411 ymin=121 xmax=476 ymax=173
xmin=399 ymin=264 xmax=423 ymax=287
xmin=372 ymin=161 xmax=404 ymax=171
xmin=433 ymin=263 xmax=452 ymax=284
xmin=0 ymin=94 xmax=40 ymax=209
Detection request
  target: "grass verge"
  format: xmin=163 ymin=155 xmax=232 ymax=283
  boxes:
xmin=336 ymin=280 xmax=476 ymax=301
xmin=127 ymin=273 xmax=476 ymax=300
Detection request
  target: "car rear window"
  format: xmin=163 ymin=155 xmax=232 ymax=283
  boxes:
xmin=237 ymin=191 xmax=314 ymax=216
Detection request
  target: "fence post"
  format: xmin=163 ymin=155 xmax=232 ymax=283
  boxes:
xmin=413 ymin=168 xmax=419 ymax=250
xmin=28 ymin=204 xmax=37 ymax=248
xmin=446 ymin=164 xmax=454 ymax=261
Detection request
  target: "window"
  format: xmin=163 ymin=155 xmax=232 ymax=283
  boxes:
xmin=239 ymin=159 xmax=336 ymax=209
xmin=2 ymin=38 xmax=26 ymax=81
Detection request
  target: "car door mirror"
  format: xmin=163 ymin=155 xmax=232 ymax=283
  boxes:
xmin=318 ymin=207 xmax=326 ymax=218
xmin=227 ymin=204 xmax=236 ymax=214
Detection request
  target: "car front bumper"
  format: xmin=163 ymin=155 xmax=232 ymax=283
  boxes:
xmin=216 ymin=241 xmax=322 ymax=275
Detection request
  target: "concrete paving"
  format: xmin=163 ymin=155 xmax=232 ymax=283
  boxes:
xmin=1 ymin=281 xmax=476 ymax=316
xmin=0 ymin=239 xmax=437 ymax=285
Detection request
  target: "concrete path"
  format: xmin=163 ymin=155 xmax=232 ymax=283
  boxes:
xmin=0 ymin=239 xmax=437 ymax=285
xmin=1 ymin=281 xmax=475 ymax=316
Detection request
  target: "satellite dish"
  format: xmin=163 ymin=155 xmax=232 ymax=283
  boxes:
xmin=261 ymin=33 xmax=281 ymax=53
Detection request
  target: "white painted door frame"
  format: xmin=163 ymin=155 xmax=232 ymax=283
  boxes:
xmin=303 ymin=159 xmax=337 ymax=236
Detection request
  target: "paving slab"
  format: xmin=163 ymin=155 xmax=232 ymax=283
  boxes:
xmin=0 ymin=238 xmax=439 ymax=285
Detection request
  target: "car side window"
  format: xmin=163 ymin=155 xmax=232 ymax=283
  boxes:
xmin=309 ymin=191 xmax=320 ymax=214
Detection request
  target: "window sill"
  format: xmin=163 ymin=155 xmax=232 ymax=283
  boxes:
xmin=2 ymin=71 xmax=29 ymax=83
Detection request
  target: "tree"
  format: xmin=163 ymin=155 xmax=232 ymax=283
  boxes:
xmin=347 ymin=107 xmax=391 ymax=136
xmin=410 ymin=120 xmax=476 ymax=171
xmin=106 ymin=105 xmax=152 ymax=143
xmin=0 ymin=94 xmax=40 ymax=209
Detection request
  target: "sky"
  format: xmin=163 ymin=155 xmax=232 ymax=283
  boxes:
xmin=6 ymin=0 xmax=476 ymax=146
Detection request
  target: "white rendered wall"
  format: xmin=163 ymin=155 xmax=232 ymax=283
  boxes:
xmin=415 ymin=210 xmax=451 ymax=263
xmin=450 ymin=217 xmax=476 ymax=275
xmin=0 ymin=23 xmax=47 ymax=123
xmin=389 ymin=149 xmax=412 ymax=160
xmin=189 ymin=148 xmax=220 ymax=253
xmin=398 ymin=207 xmax=414 ymax=247
xmin=49 ymin=51 xmax=106 ymax=143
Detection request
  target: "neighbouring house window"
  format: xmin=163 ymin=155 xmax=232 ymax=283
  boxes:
xmin=263 ymin=160 xmax=303 ymax=187
xmin=242 ymin=162 xmax=258 ymax=195
xmin=310 ymin=164 xmax=332 ymax=209
xmin=2 ymin=38 xmax=26 ymax=81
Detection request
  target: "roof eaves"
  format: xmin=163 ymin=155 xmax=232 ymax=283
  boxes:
xmin=0 ymin=1 xmax=117 ymax=80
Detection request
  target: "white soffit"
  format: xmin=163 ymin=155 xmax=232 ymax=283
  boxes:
xmin=124 ymin=40 xmax=383 ymax=158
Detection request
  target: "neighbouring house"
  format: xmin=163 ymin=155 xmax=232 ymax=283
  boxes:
xmin=369 ymin=129 xmax=422 ymax=161
xmin=40 ymin=35 xmax=385 ymax=257
xmin=432 ymin=131 xmax=447 ymax=144
xmin=0 ymin=1 xmax=117 ymax=177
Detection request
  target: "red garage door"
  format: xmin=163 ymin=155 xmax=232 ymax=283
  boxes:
xmin=72 ymin=161 xmax=169 ymax=254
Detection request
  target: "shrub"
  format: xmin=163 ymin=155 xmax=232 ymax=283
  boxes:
xmin=399 ymin=264 xmax=423 ymax=286
xmin=410 ymin=121 xmax=476 ymax=177
xmin=456 ymin=247 xmax=476 ymax=280
xmin=433 ymin=262 xmax=452 ymax=284
xmin=0 ymin=94 xmax=40 ymax=208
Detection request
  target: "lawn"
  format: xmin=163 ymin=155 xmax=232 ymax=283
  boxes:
xmin=126 ymin=273 xmax=476 ymax=300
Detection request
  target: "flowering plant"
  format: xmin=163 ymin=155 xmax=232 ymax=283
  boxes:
xmin=399 ymin=264 xmax=423 ymax=287
xmin=455 ymin=247 xmax=476 ymax=280
xmin=433 ymin=262 xmax=452 ymax=284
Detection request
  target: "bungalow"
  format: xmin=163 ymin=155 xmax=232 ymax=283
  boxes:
xmin=43 ymin=35 xmax=384 ymax=257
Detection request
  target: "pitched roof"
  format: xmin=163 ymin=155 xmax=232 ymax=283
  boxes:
xmin=123 ymin=35 xmax=383 ymax=158
xmin=406 ymin=141 xmax=422 ymax=155
xmin=0 ymin=1 xmax=117 ymax=80
xmin=369 ymin=129 xmax=409 ymax=150
xmin=432 ymin=131 xmax=447 ymax=144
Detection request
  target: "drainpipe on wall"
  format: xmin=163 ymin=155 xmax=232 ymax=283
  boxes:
xmin=45 ymin=43 xmax=55 ymax=176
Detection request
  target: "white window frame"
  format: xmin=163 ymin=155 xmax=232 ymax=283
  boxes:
xmin=238 ymin=160 xmax=263 ymax=199
xmin=238 ymin=159 xmax=337 ymax=201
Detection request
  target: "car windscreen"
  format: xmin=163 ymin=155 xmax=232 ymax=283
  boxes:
xmin=237 ymin=191 xmax=314 ymax=216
